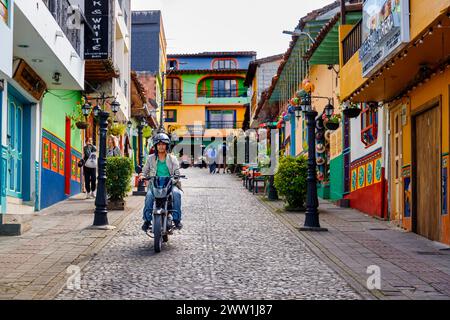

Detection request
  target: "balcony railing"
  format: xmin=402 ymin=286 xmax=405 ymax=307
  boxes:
xmin=342 ymin=19 xmax=362 ymax=65
xmin=206 ymin=121 xmax=243 ymax=129
xmin=166 ymin=89 xmax=182 ymax=103
xmin=43 ymin=0 xmax=81 ymax=56
xmin=198 ymin=89 xmax=248 ymax=98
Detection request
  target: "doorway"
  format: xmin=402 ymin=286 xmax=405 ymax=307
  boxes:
xmin=390 ymin=105 xmax=403 ymax=224
xmin=412 ymin=100 xmax=441 ymax=241
xmin=7 ymin=93 xmax=23 ymax=199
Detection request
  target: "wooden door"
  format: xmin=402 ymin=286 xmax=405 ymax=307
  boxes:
xmin=390 ymin=107 xmax=403 ymax=223
xmin=413 ymin=105 xmax=440 ymax=241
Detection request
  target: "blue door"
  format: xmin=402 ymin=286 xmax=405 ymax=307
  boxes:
xmin=7 ymin=94 xmax=23 ymax=198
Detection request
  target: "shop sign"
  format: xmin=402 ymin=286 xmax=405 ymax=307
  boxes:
xmin=85 ymin=0 xmax=110 ymax=59
xmin=359 ymin=0 xmax=410 ymax=77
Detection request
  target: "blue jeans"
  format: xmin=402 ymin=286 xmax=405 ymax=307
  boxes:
xmin=143 ymin=186 xmax=183 ymax=223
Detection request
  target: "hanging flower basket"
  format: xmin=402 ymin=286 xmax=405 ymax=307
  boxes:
xmin=76 ymin=121 xmax=88 ymax=129
xmin=325 ymin=122 xmax=339 ymax=131
xmin=343 ymin=107 xmax=361 ymax=118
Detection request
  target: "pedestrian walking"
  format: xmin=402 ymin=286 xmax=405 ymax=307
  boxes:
xmin=206 ymin=146 xmax=217 ymax=174
xmin=83 ymin=137 xmax=97 ymax=199
xmin=107 ymin=136 xmax=122 ymax=157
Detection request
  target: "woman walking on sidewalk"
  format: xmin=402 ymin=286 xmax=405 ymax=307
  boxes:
xmin=107 ymin=136 xmax=122 ymax=157
xmin=83 ymin=138 xmax=97 ymax=199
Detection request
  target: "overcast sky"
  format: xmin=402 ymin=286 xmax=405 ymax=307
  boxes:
xmin=131 ymin=0 xmax=335 ymax=59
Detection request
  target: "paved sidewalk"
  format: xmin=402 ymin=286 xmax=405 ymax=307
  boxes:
xmin=257 ymin=194 xmax=450 ymax=300
xmin=0 ymin=193 xmax=144 ymax=300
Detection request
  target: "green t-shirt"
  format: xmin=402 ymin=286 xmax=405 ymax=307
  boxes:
xmin=156 ymin=159 xmax=170 ymax=177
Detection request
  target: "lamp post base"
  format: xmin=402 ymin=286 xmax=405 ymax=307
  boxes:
xmin=88 ymin=225 xmax=117 ymax=230
xmin=132 ymin=190 xmax=147 ymax=196
xmin=299 ymin=226 xmax=328 ymax=232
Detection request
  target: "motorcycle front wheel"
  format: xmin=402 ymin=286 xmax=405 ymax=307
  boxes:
xmin=153 ymin=215 xmax=162 ymax=252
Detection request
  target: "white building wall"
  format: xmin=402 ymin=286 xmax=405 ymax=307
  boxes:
xmin=0 ymin=0 xmax=13 ymax=78
xmin=14 ymin=0 xmax=84 ymax=89
xmin=350 ymin=106 xmax=385 ymax=163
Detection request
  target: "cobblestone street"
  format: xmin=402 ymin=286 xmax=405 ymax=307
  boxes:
xmin=56 ymin=168 xmax=360 ymax=300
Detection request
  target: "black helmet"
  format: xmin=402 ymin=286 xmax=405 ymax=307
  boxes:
xmin=153 ymin=132 xmax=171 ymax=146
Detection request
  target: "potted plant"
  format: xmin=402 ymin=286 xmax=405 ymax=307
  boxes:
xmin=109 ymin=123 xmax=127 ymax=137
xmin=274 ymin=155 xmax=307 ymax=211
xmin=342 ymin=102 xmax=361 ymax=118
xmin=69 ymin=100 xmax=88 ymax=129
xmin=324 ymin=113 xmax=341 ymax=130
xmin=106 ymin=156 xmax=133 ymax=210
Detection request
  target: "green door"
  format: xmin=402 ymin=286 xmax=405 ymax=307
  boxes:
xmin=7 ymin=94 xmax=23 ymax=198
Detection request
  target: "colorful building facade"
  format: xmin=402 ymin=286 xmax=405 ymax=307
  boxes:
xmin=339 ymin=0 xmax=450 ymax=244
xmin=163 ymin=52 xmax=255 ymax=154
xmin=0 ymin=0 xmax=85 ymax=234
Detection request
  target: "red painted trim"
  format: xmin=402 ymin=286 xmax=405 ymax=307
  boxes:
xmin=196 ymin=75 xmax=245 ymax=98
xmin=65 ymin=117 xmax=71 ymax=195
xmin=350 ymin=148 xmax=382 ymax=169
xmin=166 ymin=76 xmax=183 ymax=103
xmin=211 ymin=58 xmax=238 ymax=69
xmin=360 ymin=103 xmax=378 ymax=148
xmin=167 ymin=58 xmax=180 ymax=70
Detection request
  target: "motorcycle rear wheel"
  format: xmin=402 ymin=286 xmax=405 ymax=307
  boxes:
xmin=153 ymin=215 xmax=162 ymax=252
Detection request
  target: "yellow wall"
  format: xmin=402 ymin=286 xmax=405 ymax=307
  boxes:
xmin=294 ymin=64 xmax=340 ymax=155
xmin=410 ymin=0 xmax=450 ymax=40
xmin=339 ymin=25 xmax=366 ymax=100
xmin=401 ymin=69 xmax=450 ymax=166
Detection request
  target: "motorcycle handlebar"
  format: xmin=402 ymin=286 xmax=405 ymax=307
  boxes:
xmin=141 ymin=175 xmax=187 ymax=181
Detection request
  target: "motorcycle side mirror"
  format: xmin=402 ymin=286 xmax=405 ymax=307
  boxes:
xmin=135 ymin=165 xmax=142 ymax=174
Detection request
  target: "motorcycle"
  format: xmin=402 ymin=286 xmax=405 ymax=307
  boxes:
xmin=142 ymin=174 xmax=186 ymax=252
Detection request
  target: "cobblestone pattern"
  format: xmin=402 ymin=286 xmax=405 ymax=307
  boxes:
xmin=57 ymin=169 xmax=360 ymax=300
xmin=265 ymin=198 xmax=450 ymax=300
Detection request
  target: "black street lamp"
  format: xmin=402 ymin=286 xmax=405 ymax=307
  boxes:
xmin=297 ymin=93 xmax=328 ymax=232
xmin=85 ymin=93 xmax=120 ymax=230
xmin=266 ymin=122 xmax=279 ymax=201
xmin=133 ymin=117 xmax=147 ymax=196
xmin=93 ymin=110 xmax=112 ymax=228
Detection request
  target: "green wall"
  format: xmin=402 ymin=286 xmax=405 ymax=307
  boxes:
xmin=42 ymin=90 xmax=82 ymax=152
xmin=180 ymin=73 xmax=250 ymax=105
xmin=329 ymin=154 xmax=344 ymax=201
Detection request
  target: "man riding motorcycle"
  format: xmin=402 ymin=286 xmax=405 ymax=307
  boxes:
xmin=139 ymin=132 xmax=183 ymax=232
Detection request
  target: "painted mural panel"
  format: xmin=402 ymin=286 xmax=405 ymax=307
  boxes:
xmin=374 ymin=158 xmax=382 ymax=183
xmin=351 ymin=168 xmax=357 ymax=192
xmin=51 ymin=143 xmax=58 ymax=173
xmin=366 ymin=161 xmax=374 ymax=186
xmin=42 ymin=138 xmax=50 ymax=169
xmin=358 ymin=166 xmax=366 ymax=189
xmin=58 ymin=147 xmax=65 ymax=176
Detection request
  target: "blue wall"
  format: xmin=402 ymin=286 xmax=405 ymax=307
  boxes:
xmin=168 ymin=56 xmax=255 ymax=71
xmin=131 ymin=11 xmax=161 ymax=73
xmin=40 ymin=130 xmax=81 ymax=210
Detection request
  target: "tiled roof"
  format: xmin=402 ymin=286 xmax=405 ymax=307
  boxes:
xmin=168 ymin=69 xmax=249 ymax=75
xmin=168 ymin=51 xmax=257 ymax=58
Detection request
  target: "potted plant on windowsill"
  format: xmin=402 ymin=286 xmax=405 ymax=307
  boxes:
xmin=342 ymin=102 xmax=361 ymax=118
xmin=324 ymin=113 xmax=340 ymax=131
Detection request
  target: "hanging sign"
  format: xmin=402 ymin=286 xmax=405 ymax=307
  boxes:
xmin=85 ymin=0 xmax=110 ymax=59
xmin=359 ymin=0 xmax=410 ymax=77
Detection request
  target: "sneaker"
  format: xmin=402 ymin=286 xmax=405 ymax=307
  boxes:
xmin=90 ymin=192 xmax=95 ymax=198
xmin=85 ymin=192 xmax=90 ymax=199
xmin=174 ymin=221 xmax=183 ymax=230
xmin=141 ymin=221 xmax=151 ymax=232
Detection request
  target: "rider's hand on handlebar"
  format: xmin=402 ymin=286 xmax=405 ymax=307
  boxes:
xmin=138 ymin=173 xmax=145 ymax=181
